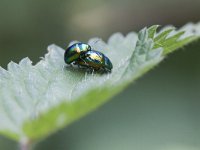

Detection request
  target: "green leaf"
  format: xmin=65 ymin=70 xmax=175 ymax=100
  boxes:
xmin=153 ymin=23 xmax=200 ymax=54
xmin=148 ymin=25 xmax=160 ymax=39
xmin=0 ymin=22 xmax=199 ymax=143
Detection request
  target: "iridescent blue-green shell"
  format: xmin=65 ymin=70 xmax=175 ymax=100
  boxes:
xmin=103 ymin=55 xmax=113 ymax=71
xmin=64 ymin=43 xmax=91 ymax=64
xmin=77 ymin=50 xmax=113 ymax=72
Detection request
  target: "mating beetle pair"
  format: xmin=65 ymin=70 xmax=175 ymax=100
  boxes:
xmin=64 ymin=43 xmax=113 ymax=72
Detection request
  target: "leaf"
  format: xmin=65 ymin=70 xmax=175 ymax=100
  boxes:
xmin=0 ymin=22 xmax=199 ymax=143
xmin=153 ymin=23 xmax=200 ymax=54
xmin=148 ymin=25 xmax=160 ymax=39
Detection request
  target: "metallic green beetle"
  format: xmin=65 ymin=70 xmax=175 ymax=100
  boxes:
xmin=76 ymin=50 xmax=113 ymax=72
xmin=64 ymin=43 xmax=91 ymax=64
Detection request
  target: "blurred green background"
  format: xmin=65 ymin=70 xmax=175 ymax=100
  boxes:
xmin=0 ymin=0 xmax=200 ymax=149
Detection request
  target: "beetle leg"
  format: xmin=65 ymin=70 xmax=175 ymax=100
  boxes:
xmin=91 ymin=68 xmax=95 ymax=76
xmin=80 ymin=57 xmax=89 ymax=66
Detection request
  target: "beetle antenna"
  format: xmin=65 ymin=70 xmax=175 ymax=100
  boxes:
xmin=94 ymin=39 xmax=101 ymax=44
xmin=90 ymin=39 xmax=101 ymax=47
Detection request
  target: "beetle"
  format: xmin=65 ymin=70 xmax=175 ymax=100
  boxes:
xmin=75 ymin=50 xmax=113 ymax=72
xmin=64 ymin=43 xmax=91 ymax=64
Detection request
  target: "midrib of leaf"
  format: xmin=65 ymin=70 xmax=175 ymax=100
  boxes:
xmin=0 ymin=22 xmax=199 ymax=143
